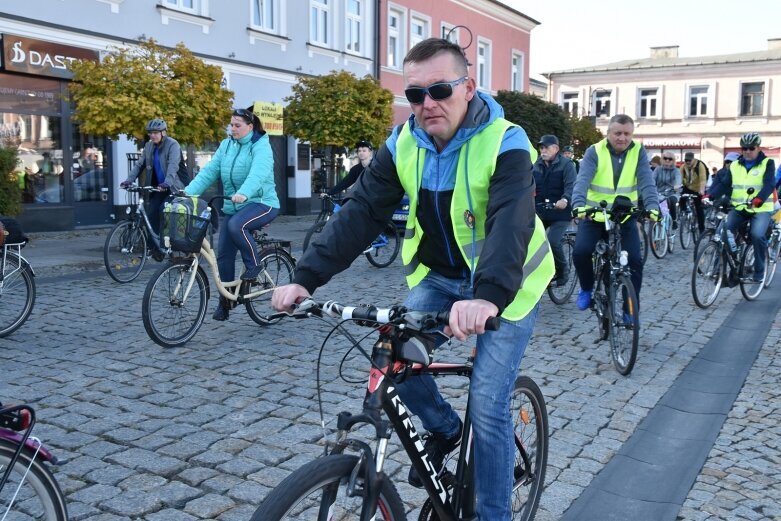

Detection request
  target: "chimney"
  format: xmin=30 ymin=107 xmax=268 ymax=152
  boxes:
xmin=650 ymin=45 xmax=679 ymax=59
xmin=769 ymin=38 xmax=781 ymax=51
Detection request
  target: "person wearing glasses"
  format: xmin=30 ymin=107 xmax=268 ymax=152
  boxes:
xmin=122 ymin=119 xmax=184 ymax=236
xmin=705 ymin=132 xmax=776 ymax=282
xmin=272 ymin=37 xmax=553 ymax=519
xmin=655 ymin=153 xmax=682 ymax=228
xmin=184 ymin=107 xmax=279 ymax=321
xmin=679 ymin=151 xmax=708 ymax=233
xmin=326 ymin=140 xmax=373 ymax=195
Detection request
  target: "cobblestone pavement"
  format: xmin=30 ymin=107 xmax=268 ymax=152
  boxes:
xmin=1 ymin=240 xmax=778 ymax=520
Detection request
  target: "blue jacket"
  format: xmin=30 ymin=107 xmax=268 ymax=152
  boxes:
xmin=185 ymin=130 xmax=279 ymax=214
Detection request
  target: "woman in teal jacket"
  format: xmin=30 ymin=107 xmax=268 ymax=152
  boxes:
xmin=185 ymin=108 xmax=280 ymax=321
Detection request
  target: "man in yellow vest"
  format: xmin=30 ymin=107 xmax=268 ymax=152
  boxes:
xmin=273 ymin=37 xmax=553 ymax=519
xmin=571 ymin=114 xmax=660 ymax=312
xmin=705 ymin=132 xmax=776 ymax=282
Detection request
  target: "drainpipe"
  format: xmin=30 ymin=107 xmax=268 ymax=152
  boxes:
xmin=375 ymin=0 xmax=381 ymax=79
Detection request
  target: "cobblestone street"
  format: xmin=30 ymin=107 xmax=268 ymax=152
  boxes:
xmin=1 ymin=240 xmax=779 ymax=520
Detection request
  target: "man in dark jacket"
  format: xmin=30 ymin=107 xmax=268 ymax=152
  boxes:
xmin=534 ymin=135 xmax=576 ymax=286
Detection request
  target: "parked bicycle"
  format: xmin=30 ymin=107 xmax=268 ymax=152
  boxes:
xmin=691 ymin=194 xmax=767 ymax=307
xmin=0 ymin=227 xmax=35 ymax=338
xmin=678 ymin=193 xmax=700 ymax=249
xmin=579 ymin=197 xmax=642 ymax=375
xmin=650 ymin=199 xmax=676 ymax=259
xmin=103 ymin=185 xmax=168 ymax=283
xmin=536 ymin=201 xmax=577 ymax=305
xmin=0 ymin=402 xmax=68 ymax=520
xmin=141 ymin=195 xmax=296 ymax=348
xmin=251 ymin=299 xmax=548 ymax=521
xmin=303 ymin=193 xmax=400 ymax=268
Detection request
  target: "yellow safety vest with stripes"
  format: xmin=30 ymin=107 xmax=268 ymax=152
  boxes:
xmin=586 ymin=139 xmax=640 ymax=221
xmin=729 ymin=157 xmax=773 ymax=213
xmin=394 ymin=119 xmax=553 ymax=321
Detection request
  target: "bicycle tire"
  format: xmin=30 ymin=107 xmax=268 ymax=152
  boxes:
xmin=739 ymin=244 xmax=764 ymax=301
xmin=0 ymin=439 xmax=68 ymax=521
xmin=0 ymin=252 xmax=35 ymax=338
xmin=246 ymin=248 xmax=296 ymax=326
xmin=365 ymin=222 xmax=400 ymax=268
xmin=547 ymin=238 xmax=577 ymax=305
xmin=679 ymin=213 xmax=693 ymax=249
xmin=302 ymin=221 xmax=326 ymax=253
xmin=104 ymin=220 xmax=148 ymax=283
xmin=691 ymin=241 xmax=723 ymax=309
xmin=608 ymin=273 xmax=639 ymax=375
xmin=510 ymin=375 xmax=548 ymax=521
xmin=694 ymin=229 xmax=714 ymax=261
xmin=650 ymin=221 xmax=668 ymax=259
xmin=142 ymin=260 xmax=208 ymax=348
xmin=638 ymin=221 xmax=649 ymax=265
xmin=250 ymin=454 xmax=406 ymax=521
xmin=764 ymin=234 xmax=781 ymax=288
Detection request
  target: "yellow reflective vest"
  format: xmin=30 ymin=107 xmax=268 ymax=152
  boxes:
xmin=729 ymin=158 xmax=773 ymax=213
xmin=586 ymin=139 xmax=640 ymax=221
xmin=394 ymin=119 xmax=553 ymax=321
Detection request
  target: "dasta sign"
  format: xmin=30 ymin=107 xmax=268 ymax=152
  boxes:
xmin=1 ymin=34 xmax=99 ymax=79
xmin=252 ymin=101 xmax=284 ymax=136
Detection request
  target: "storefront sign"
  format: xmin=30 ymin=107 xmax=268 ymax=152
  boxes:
xmin=1 ymin=34 xmax=99 ymax=79
xmin=252 ymin=101 xmax=284 ymax=136
xmin=643 ymin=137 xmax=702 ymax=148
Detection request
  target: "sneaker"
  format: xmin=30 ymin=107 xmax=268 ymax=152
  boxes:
xmin=672 ymin=222 xmax=678 ymax=230
xmin=622 ymin=312 xmax=636 ymax=327
xmin=576 ymin=290 xmax=593 ymax=310
xmin=241 ymin=264 xmax=263 ymax=281
xmin=555 ymin=271 xmax=570 ymax=287
xmin=408 ymin=419 xmax=462 ymax=488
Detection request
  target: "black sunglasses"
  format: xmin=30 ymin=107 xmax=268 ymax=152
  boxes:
xmin=741 ymin=146 xmax=756 ymax=151
xmin=232 ymin=109 xmax=255 ymax=124
xmin=404 ymin=76 xmax=468 ymax=105
xmin=663 ymin=157 xmax=675 ymax=160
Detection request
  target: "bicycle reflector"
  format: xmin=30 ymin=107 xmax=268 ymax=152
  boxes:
xmin=0 ymin=405 xmax=31 ymax=431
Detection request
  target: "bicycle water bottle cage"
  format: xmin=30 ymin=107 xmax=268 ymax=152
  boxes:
xmin=595 ymin=240 xmax=608 ymax=256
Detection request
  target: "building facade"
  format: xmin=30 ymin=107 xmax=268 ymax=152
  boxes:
xmin=545 ymin=41 xmax=781 ymax=171
xmin=1 ymin=0 xmax=377 ymax=231
xmin=378 ymin=0 xmax=538 ymax=126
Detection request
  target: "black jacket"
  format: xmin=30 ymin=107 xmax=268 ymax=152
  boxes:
xmin=533 ymin=153 xmax=576 ymax=222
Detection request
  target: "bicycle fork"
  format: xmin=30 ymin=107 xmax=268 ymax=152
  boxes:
xmin=171 ymin=257 xmax=200 ymax=306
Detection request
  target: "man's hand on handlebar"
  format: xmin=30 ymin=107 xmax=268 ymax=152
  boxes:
xmin=446 ymin=299 xmax=499 ymax=341
xmin=120 ymin=181 xmax=132 ymax=189
xmin=272 ymin=284 xmax=311 ymax=312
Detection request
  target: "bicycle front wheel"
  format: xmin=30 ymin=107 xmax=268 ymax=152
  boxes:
xmin=692 ymin=241 xmax=723 ymax=309
xmin=650 ymin=221 xmax=668 ymax=259
xmin=0 ymin=252 xmax=35 ymax=338
xmin=639 ymin=221 xmax=649 ymax=265
xmin=302 ymin=221 xmax=326 ymax=253
xmin=104 ymin=220 xmax=148 ymax=283
xmin=142 ymin=260 xmax=208 ymax=348
xmin=547 ymin=238 xmax=577 ymax=305
xmin=250 ymin=454 xmax=406 ymax=521
xmin=0 ymin=439 xmax=68 ymax=521
xmin=365 ymin=222 xmax=400 ymax=268
xmin=246 ymin=248 xmax=296 ymax=326
xmin=679 ymin=213 xmax=693 ymax=249
xmin=511 ymin=375 xmax=548 ymax=521
xmin=608 ymin=274 xmax=639 ymax=376
xmin=739 ymin=244 xmax=765 ymax=301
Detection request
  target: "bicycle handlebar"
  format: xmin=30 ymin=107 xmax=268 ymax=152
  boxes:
xmin=122 ymin=185 xmax=165 ymax=193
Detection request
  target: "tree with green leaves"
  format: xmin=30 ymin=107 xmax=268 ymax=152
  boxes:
xmin=284 ymin=70 xmax=394 ymax=151
xmin=0 ymin=147 xmax=21 ymax=216
xmin=568 ymin=115 xmax=604 ymax=158
xmin=494 ymin=90 xmax=572 ymax=148
xmin=68 ymin=39 xmax=233 ymax=146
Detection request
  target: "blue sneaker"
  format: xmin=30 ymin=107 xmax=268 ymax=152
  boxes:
xmin=622 ymin=313 xmax=636 ymax=327
xmin=576 ymin=290 xmax=593 ymax=310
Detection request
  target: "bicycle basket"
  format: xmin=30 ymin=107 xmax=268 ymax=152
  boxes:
xmin=161 ymin=196 xmax=210 ymax=253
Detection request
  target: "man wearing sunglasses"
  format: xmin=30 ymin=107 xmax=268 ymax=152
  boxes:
xmin=679 ymin=151 xmax=708 ymax=233
xmin=705 ymin=132 xmax=776 ymax=282
xmin=273 ymin=37 xmax=553 ymax=520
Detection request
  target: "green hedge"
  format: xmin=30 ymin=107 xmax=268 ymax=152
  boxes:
xmin=0 ymin=147 xmax=22 ymax=216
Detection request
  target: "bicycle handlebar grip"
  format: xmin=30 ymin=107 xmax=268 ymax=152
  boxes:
xmin=436 ymin=311 xmax=500 ymax=331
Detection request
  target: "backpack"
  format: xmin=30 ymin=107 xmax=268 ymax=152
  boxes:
xmin=0 ymin=217 xmax=27 ymax=245
xmin=161 ymin=196 xmax=210 ymax=253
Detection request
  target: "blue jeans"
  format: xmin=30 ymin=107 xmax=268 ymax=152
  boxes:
xmin=394 ymin=271 xmax=540 ymax=520
xmin=726 ymin=210 xmax=771 ymax=276
xmin=217 ymin=203 xmax=279 ymax=282
xmin=573 ymin=217 xmax=643 ymax=298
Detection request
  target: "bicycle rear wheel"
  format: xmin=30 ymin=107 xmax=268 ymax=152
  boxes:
xmin=739 ymin=244 xmax=765 ymax=301
xmin=650 ymin=221 xmax=668 ymax=259
xmin=302 ymin=221 xmax=326 ymax=253
xmin=608 ymin=274 xmax=639 ymax=375
xmin=692 ymin=241 xmax=723 ymax=309
xmin=104 ymin=220 xmax=148 ymax=283
xmin=679 ymin=213 xmax=693 ymax=249
xmin=0 ymin=252 xmax=35 ymax=338
xmin=511 ymin=375 xmax=548 ymax=521
xmin=250 ymin=454 xmax=406 ymax=521
xmin=142 ymin=260 xmax=208 ymax=348
xmin=0 ymin=439 xmax=68 ymax=521
xmin=365 ymin=222 xmax=400 ymax=268
xmin=246 ymin=248 xmax=296 ymax=326
xmin=547 ymin=237 xmax=577 ymax=305
xmin=763 ymin=233 xmax=780 ymax=288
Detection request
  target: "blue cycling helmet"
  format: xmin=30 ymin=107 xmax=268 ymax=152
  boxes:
xmin=146 ymin=118 xmax=168 ymax=132
xmin=725 ymin=152 xmax=740 ymax=162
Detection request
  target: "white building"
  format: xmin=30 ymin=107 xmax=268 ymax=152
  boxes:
xmin=545 ymin=39 xmax=781 ymax=171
